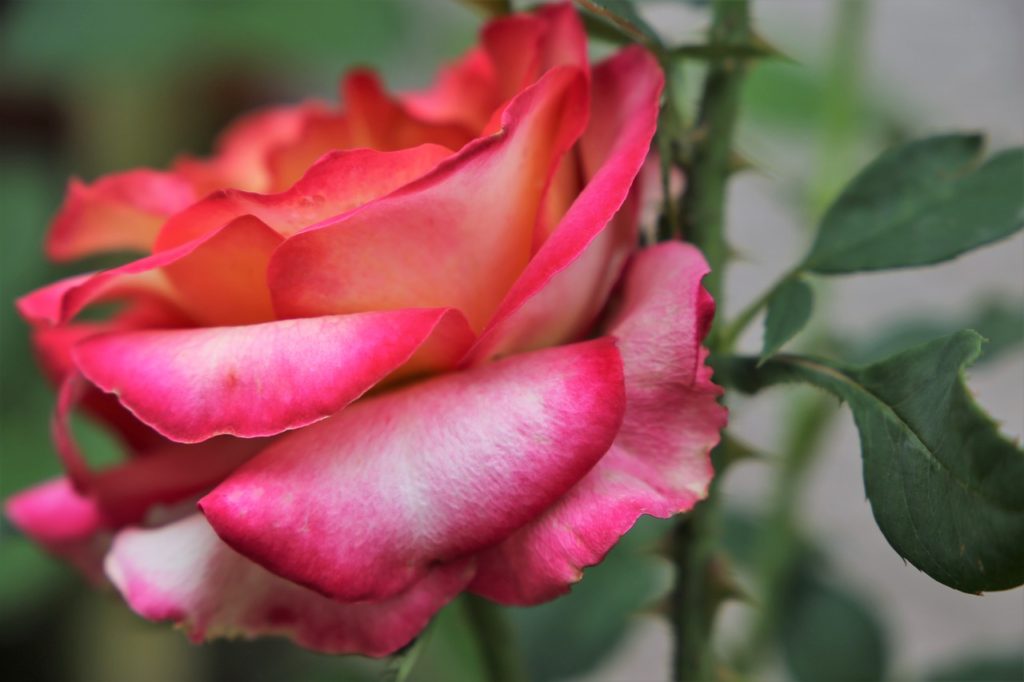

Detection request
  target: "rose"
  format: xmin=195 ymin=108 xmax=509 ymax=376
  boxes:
xmin=7 ymin=3 xmax=725 ymax=656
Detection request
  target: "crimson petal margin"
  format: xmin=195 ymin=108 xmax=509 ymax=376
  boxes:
xmin=199 ymin=337 xmax=625 ymax=602
xmin=469 ymin=242 xmax=727 ymax=604
xmin=466 ymin=46 xmax=664 ymax=361
xmin=74 ymin=308 xmax=475 ymax=443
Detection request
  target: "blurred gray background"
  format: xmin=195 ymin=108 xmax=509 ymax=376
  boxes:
xmin=588 ymin=1 xmax=1024 ymax=679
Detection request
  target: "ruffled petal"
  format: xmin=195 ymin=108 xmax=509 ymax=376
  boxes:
xmin=468 ymin=46 xmax=663 ymax=359
xmin=469 ymin=242 xmax=726 ymax=604
xmin=45 ymin=170 xmax=195 ymax=262
xmin=156 ymin=145 xmax=452 ymax=250
xmin=269 ymin=65 xmax=588 ymax=331
xmin=199 ymin=337 xmax=625 ymax=602
xmin=74 ymin=308 xmax=474 ymax=443
xmin=106 ymin=515 xmax=474 ymax=656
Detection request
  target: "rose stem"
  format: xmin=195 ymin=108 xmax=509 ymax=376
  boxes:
xmin=671 ymin=0 xmax=753 ymax=680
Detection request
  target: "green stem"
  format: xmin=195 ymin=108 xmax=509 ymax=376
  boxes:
xmin=731 ymin=0 xmax=869 ymax=673
xmin=672 ymin=1 xmax=752 ymax=680
xmin=462 ymin=595 xmax=528 ymax=682
xmin=678 ymin=0 xmax=751 ymax=311
xmin=718 ymin=266 xmax=802 ymax=352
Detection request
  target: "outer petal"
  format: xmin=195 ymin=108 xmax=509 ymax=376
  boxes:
xmin=16 ymin=216 xmax=279 ymax=327
xmin=469 ymin=242 xmax=726 ymax=604
xmin=5 ymin=478 xmax=111 ymax=583
xmin=89 ymin=436 xmax=269 ymax=526
xmin=156 ymin=145 xmax=452 ymax=250
xmin=199 ymin=337 xmax=625 ymax=602
xmin=468 ymin=46 xmax=663 ymax=359
xmin=45 ymin=170 xmax=195 ymax=262
xmin=31 ymin=300 xmax=185 ymax=453
xmin=73 ymin=309 xmax=474 ymax=443
xmin=106 ymin=515 xmax=474 ymax=656
xmin=269 ymin=66 xmax=588 ymax=331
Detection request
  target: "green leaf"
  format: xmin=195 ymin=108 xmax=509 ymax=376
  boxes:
xmin=804 ymin=134 xmax=1024 ymax=273
xmin=843 ymin=297 xmax=1024 ymax=366
xmin=715 ymin=331 xmax=1024 ymax=593
xmin=509 ymin=517 xmax=670 ymax=681
xmin=780 ymin=571 xmax=889 ymax=682
xmin=760 ymin=277 xmax=814 ymax=362
xmin=925 ymin=652 xmax=1024 ymax=682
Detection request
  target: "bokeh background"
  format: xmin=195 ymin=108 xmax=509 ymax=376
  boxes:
xmin=1 ymin=1 xmax=1021 ymax=680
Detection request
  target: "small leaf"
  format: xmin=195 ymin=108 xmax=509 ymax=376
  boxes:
xmin=715 ymin=331 xmax=1024 ymax=593
xmin=780 ymin=571 xmax=890 ymax=682
xmin=805 ymin=134 xmax=1024 ymax=273
xmin=760 ymin=277 xmax=814 ymax=362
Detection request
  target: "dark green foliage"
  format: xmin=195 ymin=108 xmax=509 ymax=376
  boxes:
xmin=805 ymin=135 xmax=1024 ymax=273
xmin=716 ymin=332 xmax=1024 ymax=593
xmin=780 ymin=570 xmax=889 ymax=682
xmin=843 ymin=298 xmax=1024 ymax=366
xmin=509 ymin=517 xmax=671 ymax=681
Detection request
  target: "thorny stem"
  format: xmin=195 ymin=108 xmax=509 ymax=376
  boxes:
xmin=672 ymin=0 xmax=752 ymax=681
xmin=678 ymin=0 xmax=751 ymax=317
xmin=734 ymin=0 xmax=869 ymax=672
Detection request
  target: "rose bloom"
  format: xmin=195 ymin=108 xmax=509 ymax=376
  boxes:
xmin=8 ymin=4 xmax=725 ymax=656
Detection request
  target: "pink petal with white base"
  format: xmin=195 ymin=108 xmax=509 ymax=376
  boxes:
xmin=470 ymin=242 xmax=726 ymax=604
xmin=200 ymin=337 xmax=625 ymax=602
xmin=74 ymin=308 xmax=474 ymax=443
xmin=106 ymin=515 xmax=473 ymax=656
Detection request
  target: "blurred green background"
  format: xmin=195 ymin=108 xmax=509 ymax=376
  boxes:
xmin=1 ymin=1 xmax=1022 ymax=681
